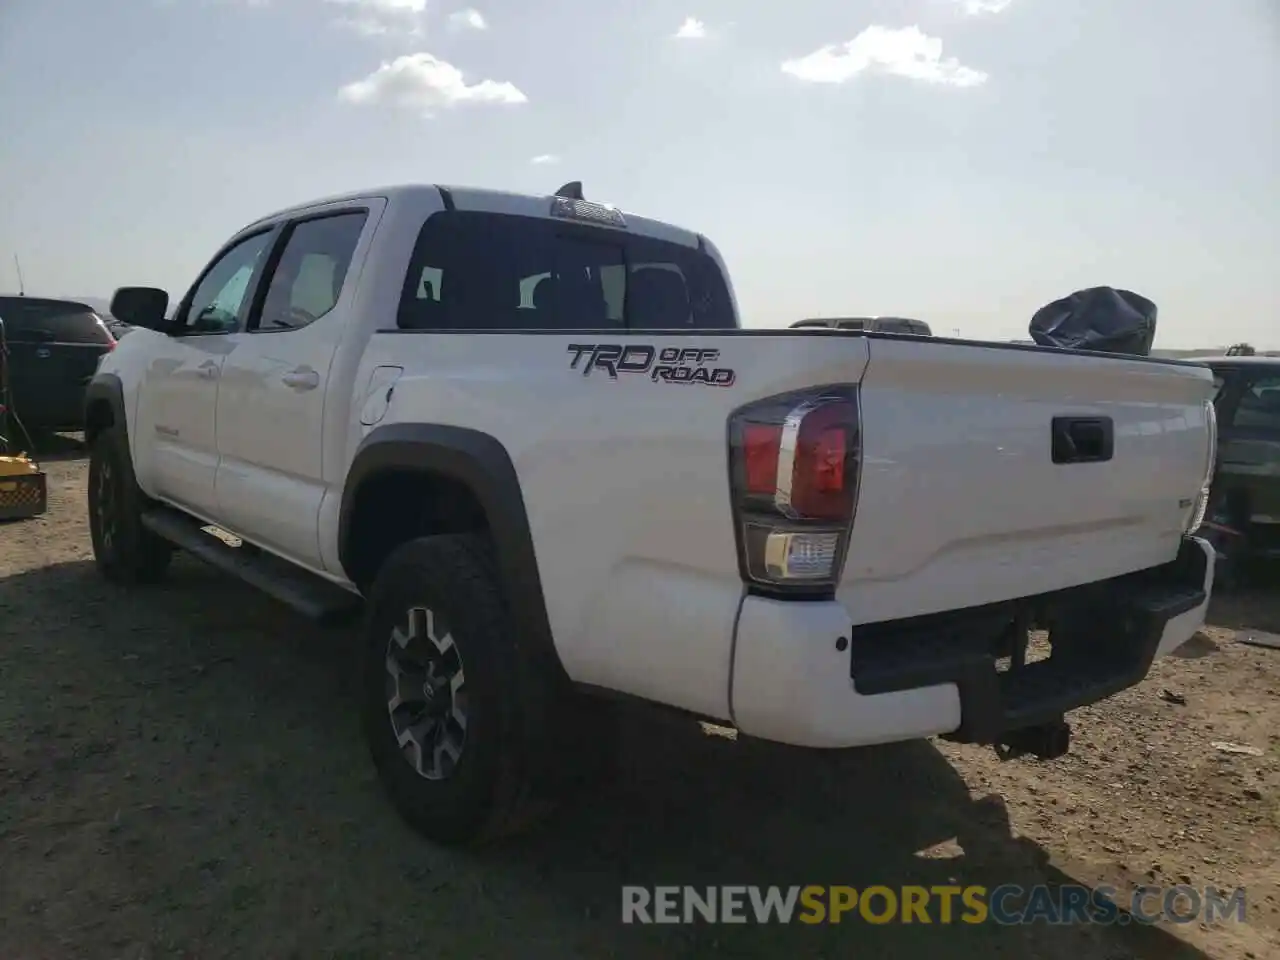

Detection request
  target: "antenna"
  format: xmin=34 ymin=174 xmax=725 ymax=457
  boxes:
xmin=13 ymin=255 xmax=25 ymax=296
xmin=554 ymin=181 xmax=584 ymax=200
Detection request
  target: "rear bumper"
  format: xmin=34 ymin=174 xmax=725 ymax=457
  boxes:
xmin=729 ymin=536 xmax=1213 ymax=749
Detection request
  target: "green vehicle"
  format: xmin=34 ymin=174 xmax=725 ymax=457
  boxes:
xmin=1200 ymin=354 xmax=1280 ymax=560
xmin=790 ymin=316 xmax=933 ymax=336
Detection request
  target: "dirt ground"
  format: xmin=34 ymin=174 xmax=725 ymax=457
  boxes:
xmin=2 ymin=436 xmax=1278 ymax=960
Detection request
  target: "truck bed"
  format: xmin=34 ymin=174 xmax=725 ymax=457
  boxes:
xmin=355 ymin=328 xmax=1216 ymax=716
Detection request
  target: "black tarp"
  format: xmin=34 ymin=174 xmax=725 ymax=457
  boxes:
xmin=1028 ymin=286 xmax=1157 ymax=356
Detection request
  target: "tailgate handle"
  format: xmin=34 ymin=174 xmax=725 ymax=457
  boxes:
xmin=1052 ymin=416 xmax=1113 ymax=464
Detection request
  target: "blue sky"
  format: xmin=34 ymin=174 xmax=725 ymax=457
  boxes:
xmin=0 ymin=0 xmax=1275 ymax=344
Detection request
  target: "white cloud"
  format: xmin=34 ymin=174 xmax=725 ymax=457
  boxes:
xmin=781 ymin=25 xmax=987 ymax=88
xmin=327 ymin=0 xmax=426 ymax=37
xmin=338 ymin=53 xmax=528 ymax=115
xmin=530 ymin=154 xmax=559 ymax=165
xmin=959 ymin=0 xmax=1014 ymax=14
xmin=448 ymin=7 xmax=487 ymax=30
xmin=333 ymin=16 xmax=391 ymax=35
xmin=673 ymin=17 xmax=707 ymax=40
xmin=327 ymin=0 xmax=425 ymax=13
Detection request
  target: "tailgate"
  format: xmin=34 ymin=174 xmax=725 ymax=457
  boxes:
xmin=839 ymin=338 xmax=1216 ymax=624
xmin=7 ymin=342 xmax=108 ymax=424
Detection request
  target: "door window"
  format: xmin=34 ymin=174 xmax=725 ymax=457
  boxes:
xmin=178 ymin=231 xmax=275 ymax=335
xmin=255 ymin=212 xmax=368 ymax=332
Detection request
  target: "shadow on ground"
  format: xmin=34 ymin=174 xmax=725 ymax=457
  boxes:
xmin=23 ymin=430 xmax=88 ymax=463
xmin=0 ymin=558 xmax=1215 ymax=959
xmin=1207 ymin=570 xmax=1280 ymax=634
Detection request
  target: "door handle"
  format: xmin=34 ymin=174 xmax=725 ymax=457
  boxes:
xmin=197 ymin=361 xmax=220 ymax=380
xmin=1051 ymin=416 xmax=1114 ymax=464
xmin=282 ymin=367 xmax=320 ymax=391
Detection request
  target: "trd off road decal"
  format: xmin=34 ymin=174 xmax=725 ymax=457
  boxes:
xmin=567 ymin=344 xmax=736 ymax=387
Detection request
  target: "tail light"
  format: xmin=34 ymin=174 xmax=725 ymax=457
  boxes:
xmin=1186 ymin=398 xmax=1217 ymax=535
xmin=728 ymin=386 xmax=862 ymax=596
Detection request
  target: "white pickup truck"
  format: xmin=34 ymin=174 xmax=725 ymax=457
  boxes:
xmin=88 ymin=181 xmax=1217 ymax=845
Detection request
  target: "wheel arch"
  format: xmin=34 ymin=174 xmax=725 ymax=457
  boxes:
xmin=83 ymin=373 xmax=126 ymax=447
xmin=339 ymin=422 xmax=570 ymax=686
xmin=83 ymin=373 xmax=143 ymax=495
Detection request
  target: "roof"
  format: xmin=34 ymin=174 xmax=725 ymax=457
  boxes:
xmin=241 ymin=182 xmax=699 ymax=248
xmin=0 ymin=295 xmax=94 ymax=310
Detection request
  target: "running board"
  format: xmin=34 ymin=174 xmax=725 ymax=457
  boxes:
xmin=140 ymin=506 xmax=362 ymax=625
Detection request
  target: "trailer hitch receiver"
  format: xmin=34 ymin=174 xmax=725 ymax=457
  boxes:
xmin=994 ymin=718 xmax=1071 ymax=761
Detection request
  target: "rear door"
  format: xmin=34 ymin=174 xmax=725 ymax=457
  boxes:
xmin=0 ymin=298 xmax=114 ymax=430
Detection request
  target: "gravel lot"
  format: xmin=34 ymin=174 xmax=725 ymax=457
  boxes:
xmin=2 ymin=436 xmax=1278 ymax=960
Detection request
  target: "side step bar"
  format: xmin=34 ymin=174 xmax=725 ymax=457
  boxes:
xmin=140 ymin=506 xmax=363 ymax=625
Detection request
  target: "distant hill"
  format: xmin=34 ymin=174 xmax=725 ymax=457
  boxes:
xmin=1150 ymin=347 xmax=1280 ymax=359
xmin=1 ymin=293 xmax=1273 ymax=355
xmin=988 ymin=340 xmax=1276 ymax=359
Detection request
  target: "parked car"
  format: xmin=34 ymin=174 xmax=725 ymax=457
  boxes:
xmin=104 ymin=317 xmax=134 ymax=339
xmin=791 ymin=316 xmax=933 ymax=336
xmin=1197 ymin=355 xmax=1280 ymax=560
xmin=88 ymin=181 xmax=1215 ymax=846
xmin=0 ymin=296 xmax=116 ymax=432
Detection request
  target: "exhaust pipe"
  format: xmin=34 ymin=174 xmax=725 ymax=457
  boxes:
xmin=995 ymin=719 xmax=1071 ymax=761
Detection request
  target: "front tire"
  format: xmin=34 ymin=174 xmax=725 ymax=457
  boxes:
xmin=87 ymin=429 xmax=173 ymax=584
xmin=361 ymin=534 xmax=553 ymax=845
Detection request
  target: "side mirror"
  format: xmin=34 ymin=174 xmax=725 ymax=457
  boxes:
xmin=110 ymin=287 xmax=170 ymax=332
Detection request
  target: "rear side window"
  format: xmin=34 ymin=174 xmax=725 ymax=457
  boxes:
xmin=0 ymin=298 xmax=113 ymax=345
xmin=255 ymin=211 xmax=367 ymax=332
xmin=397 ymin=211 xmax=735 ymax=331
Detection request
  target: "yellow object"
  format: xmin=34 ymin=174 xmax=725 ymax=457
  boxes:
xmin=0 ymin=454 xmax=41 ymax=477
xmin=0 ymin=453 xmax=46 ymax=520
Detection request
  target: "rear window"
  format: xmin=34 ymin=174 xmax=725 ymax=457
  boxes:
xmin=397 ymin=211 xmax=736 ymax=331
xmin=0 ymin=298 xmax=113 ymax=345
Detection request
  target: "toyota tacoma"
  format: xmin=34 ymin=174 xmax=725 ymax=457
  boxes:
xmin=85 ymin=181 xmax=1218 ymax=845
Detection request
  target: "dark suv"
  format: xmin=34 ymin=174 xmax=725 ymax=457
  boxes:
xmin=1199 ymin=354 xmax=1280 ymax=559
xmin=0 ymin=297 xmax=116 ymax=432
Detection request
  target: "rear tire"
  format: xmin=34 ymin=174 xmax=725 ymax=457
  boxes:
xmin=87 ymin=429 xmax=173 ymax=584
xmin=361 ymin=534 xmax=556 ymax=845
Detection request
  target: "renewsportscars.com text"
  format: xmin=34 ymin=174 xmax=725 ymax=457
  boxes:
xmin=620 ymin=884 xmax=1247 ymax=926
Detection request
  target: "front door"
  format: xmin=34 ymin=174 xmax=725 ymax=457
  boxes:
xmin=133 ymin=228 xmax=277 ymax=515
xmin=214 ymin=207 xmax=371 ymax=569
